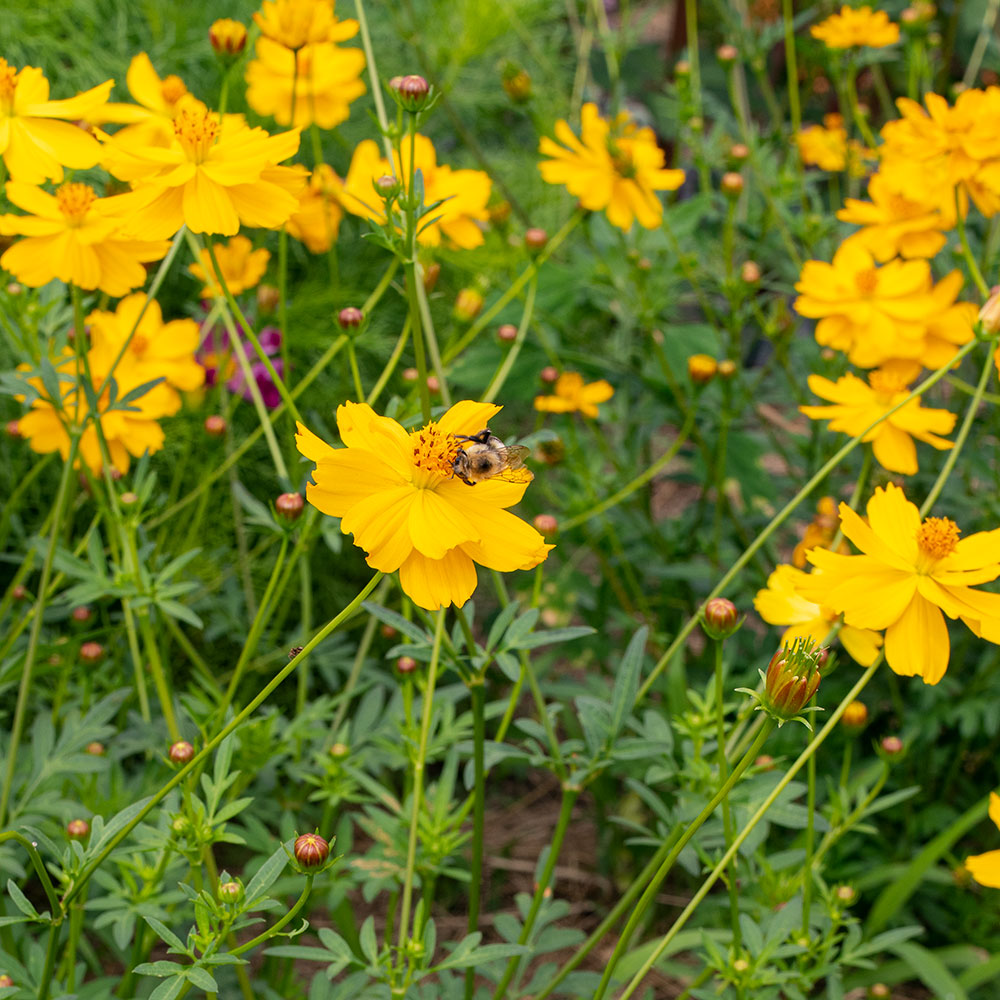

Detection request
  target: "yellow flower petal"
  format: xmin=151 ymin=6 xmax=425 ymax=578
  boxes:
xmin=398 ymin=546 xmax=478 ymax=611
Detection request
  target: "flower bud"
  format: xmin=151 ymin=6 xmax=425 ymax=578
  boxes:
xmin=502 ymin=66 xmax=532 ymax=103
xmin=391 ymin=74 xmax=431 ymax=111
xmin=524 ymin=227 xmax=548 ymax=252
xmin=497 ymin=323 xmax=518 ymax=342
xmin=422 ymin=261 xmax=441 ymax=292
xmin=171 ymin=815 xmax=192 ymax=835
xmin=374 ymin=174 xmax=401 ymax=201
xmin=702 ymin=597 xmax=741 ymax=639
xmin=880 ymin=735 xmax=904 ymax=758
xmin=540 ymin=365 xmax=559 ymax=384
xmin=536 ymin=438 xmax=565 ymax=465
xmin=402 ymin=367 xmax=419 ymax=383
xmin=169 ymin=740 xmax=195 ymax=764
xmin=71 ymin=605 xmax=93 ymax=624
xmin=732 ymin=958 xmax=749 ymax=972
xmin=533 ymin=514 xmax=558 ymax=539
xmin=729 ymin=143 xmax=750 ymax=165
xmin=741 ymin=260 xmax=761 ymax=284
xmin=120 ymin=492 xmax=138 ymax=506
xmin=426 ymin=375 xmax=441 ymax=394
xmin=762 ymin=638 xmax=824 ymax=721
xmin=257 ymin=283 xmax=280 ymax=314
xmin=453 ymin=288 xmax=484 ymax=322
xmin=12 ymin=584 xmax=26 ymax=601
xmin=397 ymin=655 xmax=418 ymax=674
xmin=337 ymin=306 xmax=364 ymax=330
xmin=755 ymin=754 xmax=775 ymax=771
xmin=204 ymin=414 xmax=227 ymax=436
xmin=675 ymin=59 xmax=691 ymax=77
xmin=209 ymin=18 xmax=247 ymax=56
xmin=329 ymin=741 xmax=349 ymax=759
xmin=67 ymin=818 xmax=90 ymax=840
xmin=5 ymin=420 xmax=20 ymax=439
xmin=978 ymin=286 xmax=1000 ymax=335
xmin=717 ymin=43 xmax=739 ymax=65
xmin=688 ymin=354 xmax=717 ymax=384
xmin=717 ymin=359 xmax=737 ymax=380
xmin=275 ymin=492 xmax=305 ymax=522
xmin=841 ymin=700 xmax=868 ymax=730
xmin=721 ymin=172 xmax=744 ymax=198
xmin=834 ymin=884 xmax=857 ymax=905
xmin=0 ymin=975 xmax=13 ymax=987
xmin=219 ymin=880 xmax=243 ymax=903
xmin=381 ymin=623 xmax=398 ymax=639
xmin=868 ymin=985 xmax=890 ymax=999
xmin=294 ymin=832 xmax=330 ymax=868
xmin=80 ymin=641 xmax=104 ymax=665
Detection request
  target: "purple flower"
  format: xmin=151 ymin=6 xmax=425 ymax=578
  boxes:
xmin=199 ymin=323 xmax=284 ymax=409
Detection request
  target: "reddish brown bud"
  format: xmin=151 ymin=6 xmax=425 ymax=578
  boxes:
xmin=5 ymin=420 xmax=20 ymax=439
xmin=120 ymin=492 xmax=138 ymax=506
xmin=338 ymin=307 xmax=364 ymax=329
xmin=257 ymin=283 xmax=280 ymax=314
xmin=741 ymin=260 xmax=761 ymax=284
xmin=540 ymin=365 xmax=559 ymax=384
xmin=524 ymin=227 xmax=548 ymax=251
xmin=533 ymin=514 xmax=558 ymax=538
xmin=71 ymin=605 xmax=92 ymax=624
xmin=380 ymin=624 xmax=398 ymax=639
xmin=85 ymin=741 xmax=105 ymax=756
xmin=729 ymin=143 xmax=750 ymax=164
xmin=755 ymin=754 xmax=775 ymax=770
xmin=880 ymin=735 xmax=904 ymax=757
xmin=294 ymin=832 xmax=330 ymax=867
xmin=374 ymin=174 xmax=401 ymax=200
xmin=402 ymin=367 xmax=419 ymax=383
xmin=717 ymin=44 xmax=739 ymax=65
xmin=835 ymin=884 xmax=857 ymax=904
xmin=867 ymin=984 xmax=891 ymax=999
xmin=422 ymin=261 xmax=441 ymax=292
xmin=702 ymin=597 xmax=740 ymax=639
xmin=204 ymin=415 xmax=227 ymax=436
xmin=275 ymin=492 xmax=305 ymax=522
xmin=169 ymin=740 xmax=195 ymax=764
xmin=392 ymin=74 xmax=430 ymax=110
xmin=209 ymin=18 xmax=247 ymax=56
xmin=497 ymin=323 xmax=518 ymax=342
xmin=763 ymin=639 xmax=823 ymax=720
xmin=80 ymin=641 xmax=104 ymax=665
xmin=426 ymin=375 xmax=441 ymax=394
xmin=67 ymin=819 xmax=90 ymax=840
xmin=329 ymin=742 xmax=349 ymax=759
xmin=12 ymin=584 xmax=26 ymax=601
xmin=721 ymin=172 xmax=744 ymax=198
xmin=0 ymin=975 xmax=13 ymax=987
xmin=675 ymin=59 xmax=691 ymax=76
xmin=397 ymin=655 xmax=418 ymax=674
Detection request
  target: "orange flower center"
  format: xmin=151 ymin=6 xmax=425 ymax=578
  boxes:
xmin=160 ymin=75 xmax=189 ymax=108
xmin=867 ymin=368 xmax=907 ymax=399
xmin=56 ymin=183 xmax=97 ymax=225
xmin=854 ymin=268 xmax=879 ymax=295
xmin=916 ymin=516 xmax=961 ymax=561
xmin=0 ymin=60 xmax=18 ymax=112
xmin=409 ymin=422 xmax=459 ymax=489
xmin=888 ymin=193 xmax=916 ymax=217
xmin=173 ymin=106 xmax=220 ymax=163
xmin=131 ymin=335 xmax=149 ymax=356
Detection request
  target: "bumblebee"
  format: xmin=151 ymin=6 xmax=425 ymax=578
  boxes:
xmin=451 ymin=429 xmax=531 ymax=486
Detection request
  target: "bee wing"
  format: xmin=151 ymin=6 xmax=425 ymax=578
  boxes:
xmin=501 ymin=444 xmax=531 ymax=471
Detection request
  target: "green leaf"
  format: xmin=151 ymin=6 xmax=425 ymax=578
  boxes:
xmin=90 ymin=797 xmax=154 ymax=856
xmin=509 ymin=626 xmax=594 ymax=650
xmin=889 ymin=941 xmax=968 ymax=1000
xmin=143 ymin=916 xmax=186 ymax=954
xmin=149 ymin=977 xmax=187 ymax=1000
xmin=360 ymin=602 xmax=429 ymax=644
xmin=5 ymin=880 xmax=39 ymax=919
xmin=608 ymin=627 xmax=647 ymax=743
xmin=185 ymin=967 xmax=219 ymax=991
xmin=134 ymin=961 xmax=185 ymax=977
xmin=244 ymin=843 xmax=288 ymax=905
xmin=432 ymin=941 xmax=529 ymax=970
xmin=359 ymin=915 xmax=378 ymax=965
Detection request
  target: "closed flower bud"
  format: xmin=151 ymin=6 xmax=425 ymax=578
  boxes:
xmin=841 ymin=700 xmax=868 ymax=730
xmin=880 ymin=735 xmax=904 ymax=758
xmin=497 ymin=323 xmax=518 ymax=342
xmin=502 ymin=65 xmax=532 ymax=102
xmin=402 ymin=367 xmax=419 ymax=383
xmin=536 ymin=438 xmax=565 ymax=465
xmin=80 ymin=641 xmax=104 ymax=665
xmin=219 ymin=880 xmax=243 ymax=903
xmin=67 ymin=818 xmax=90 ymax=840
xmin=702 ymin=597 xmax=741 ymax=639
xmin=257 ymin=283 xmax=280 ymax=314
xmin=834 ymin=884 xmax=857 ymax=905
xmin=329 ymin=741 xmax=349 ymax=759
xmin=397 ymin=655 xmax=417 ymax=674
xmin=374 ymin=174 xmax=401 ymax=200
xmin=732 ymin=958 xmax=749 ymax=972
xmin=533 ymin=514 xmax=558 ymax=538
xmin=5 ymin=420 xmax=20 ymax=439
xmin=209 ymin=18 xmax=247 ymax=56
xmin=380 ymin=623 xmax=398 ymax=639
xmin=426 ymin=375 xmax=441 ymax=394
xmin=169 ymin=740 xmax=195 ymax=764
xmin=540 ymin=365 xmax=560 ymax=384
xmin=717 ymin=44 xmax=739 ymax=65
xmin=12 ymin=584 xmax=26 ymax=601
xmin=0 ymin=975 xmax=13 ymax=987
xmin=718 ymin=359 xmax=737 ymax=379
xmin=688 ymin=354 xmax=718 ymax=384
xmin=729 ymin=143 xmax=750 ymax=164
xmin=675 ymin=59 xmax=691 ymax=77
xmin=171 ymin=815 xmax=192 ymax=835
xmin=204 ymin=414 xmax=227 ymax=437
xmin=71 ymin=605 xmax=93 ymax=624
xmin=755 ymin=754 xmax=775 ymax=770
xmin=294 ymin=832 xmax=330 ymax=867
xmin=524 ymin=227 xmax=548 ymax=251
xmin=85 ymin=741 xmax=105 ymax=756
xmin=762 ymin=638 xmax=823 ymax=721
xmin=337 ymin=306 xmax=364 ymax=330
xmin=868 ymin=984 xmax=890 ymax=999
xmin=120 ymin=492 xmax=138 ymax=506
xmin=721 ymin=172 xmax=744 ymax=198
xmin=276 ymin=492 xmax=305 ymax=522
xmin=741 ymin=260 xmax=761 ymax=284
xmin=391 ymin=74 xmax=430 ymax=111
xmin=422 ymin=261 xmax=441 ymax=292
xmin=453 ymin=288 xmax=484 ymax=322
xmin=978 ymin=286 xmax=1000 ymax=335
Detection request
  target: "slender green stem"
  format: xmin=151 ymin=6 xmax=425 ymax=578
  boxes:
xmin=0 ymin=435 xmax=78 ymax=827
xmin=955 ymin=189 xmax=991 ymax=300
xmin=812 ymin=762 xmax=889 ymax=868
xmin=963 ymin=0 xmax=1000 ymax=87
xmin=353 ymin=0 xmax=394 ymax=161
xmin=62 ymin=572 xmax=383 ymax=907
xmin=395 ymin=610 xmax=445 ymax=966
xmin=684 ymin=0 xmax=710 ymax=193
xmin=782 ymin=0 xmax=801 ymax=134
xmin=490 ymin=786 xmax=581 ymax=1000
xmin=590 ymin=722 xmax=773 ymax=1000
xmin=0 ymin=832 xmax=60 ymax=915
xmin=37 ymin=922 xmax=62 ymax=1000
xmin=121 ymin=601 xmax=152 ymax=725
xmin=464 ymin=680 xmax=486 ymax=1000
xmin=715 ymin=641 xmax=740 ymax=949
xmin=618 ymin=660 xmax=882 ymax=1000
xmin=801 ymin=753 xmax=816 ymax=935
xmin=481 ymin=275 xmax=537 ymax=404
xmin=231 ymin=876 xmax=314 ymax=956
xmin=136 ymin=608 xmax=181 ymax=743
xmin=636 ymin=339 xmax=978 ymax=704
xmin=347 ymin=341 xmax=365 ymax=401
xmin=367 ymin=318 xmax=411 ymax=406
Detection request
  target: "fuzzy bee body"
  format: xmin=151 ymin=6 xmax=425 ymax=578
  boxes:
xmin=451 ymin=429 xmax=531 ymax=485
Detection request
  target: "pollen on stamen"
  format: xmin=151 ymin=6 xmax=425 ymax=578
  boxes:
xmin=409 ymin=422 xmax=458 ymax=484
xmin=173 ymin=107 xmax=220 ymax=162
xmin=868 ymin=368 xmax=908 ymax=397
xmin=160 ymin=75 xmax=189 ymax=107
xmin=0 ymin=59 xmax=18 ymax=106
xmin=56 ymin=183 xmax=97 ymax=224
xmin=916 ymin=517 xmax=961 ymax=559
xmin=854 ymin=268 xmax=879 ymax=295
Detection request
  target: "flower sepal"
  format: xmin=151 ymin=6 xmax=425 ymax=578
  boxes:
xmin=737 ymin=637 xmax=826 ymax=730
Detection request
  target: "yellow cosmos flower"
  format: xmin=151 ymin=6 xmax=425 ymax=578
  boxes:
xmin=19 ymin=351 xmax=174 ymax=475
xmin=86 ymin=293 xmax=205 ymax=413
xmin=538 ymin=102 xmax=685 ymax=231
xmin=810 ymin=5 xmax=899 ymax=48
xmin=799 ymin=484 xmax=1000 ymax=685
xmin=296 ymin=400 xmax=553 ymax=611
xmin=286 ymin=164 xmax=344 ymax=252
xmin=838 ymin=170 xmax=951 ymax=261
xmin=966 ymin=793 xmax=1000 ymax=888
xmin=341 ymin=135 xmax=491 ymax=250
xmin=103 ymin=105 xmax=305 ymax=239
xmin=188 ymin=235 xmax=270 ymax=298
xmin=0 ymin=181 xmax=171 ymax=296
xmin=792 ymin=497 xmax=849 ymax=569
xmin=253 ymin=0 xmax=358 ymax=50
xmin=800 ymin=369 xmax=955 ymax=475
xmin=0 ymin=59 xmax=112 ymax=184
xmin=533 ymin=372 xmax=615 ymax=418
xmin=245 ymin=37 xmax=365 ymax=129
xmin=754 ymin=565 xmax=883 ymax=666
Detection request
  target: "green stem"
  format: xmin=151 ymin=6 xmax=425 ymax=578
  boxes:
xmin=0 ymin=832 xmax=60 ymax=915
xmin=782 ymin=0 xmax=801 ymax=134
xmin=801 ymin=752 xmax=816 ymax=935
xmin=590 ymin=722 xmax=773 ymax=1000
xmin=481 ymin=275 xmax=537 ymax=404
xmin=353 ymin=0 xmax=395 ymax=161
xmin=716 ymin=640 xmax=740 ymax=949
xmin=367 ymin=317 xmax=411 ymax=407
xmin=955 ymin=188 xmax=991 ymax=299
xmin=464 ymin=680 xmax=486 ymax=1000
xmin=347 ymin=341 xmax=365 ymax=401
xmin=0 ymin=435 xmax=78 ymax=827
xmin=37 ymin=922 xmax=62 ymax=1000
xmin=231 ymin=876 xmax=314 ymax=956
xmin=618 ymin=660 xmax=882 ymax=1000
xmin=62 ymin=572 xmax=383 ymax=907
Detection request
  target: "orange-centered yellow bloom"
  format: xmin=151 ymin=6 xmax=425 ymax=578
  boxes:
xmin=800 ymin=370 xmax=955 ymax=475
xmin=245 ymin=37 xmax=365 ymax=129
xmin=966 ymin=793 xmax=1000 ymax=888
xmin=189 ymin=235 xmax=271 ymax=298
xmin=253 ymin=0 xmax=358 ymax=49
xmin=754 ymin=564 xmax=883 ymax=666
xmin=0 ymin=181 xmax=171 ymax=296
xmin=103 ymin=105 xmax=305 ymax=239
xmin=810 ymin=5 xmax=900 ymax=48
xmin=534 ymin=372 xmax=615 ymax=418
xmin=799 ymin=484 xmax=1000 ymax=685
xmin=296 ymin=401 xmax=552 ymax=610
xmin=538 ymin=102 xmax=685 ymax=231
xmin=0 ymin=59 xmax=112 ymax=184
xmin=286 ymin=164 xmax=344 ymax=252
xmin=341 ymin=135 xmax=491 ymax=250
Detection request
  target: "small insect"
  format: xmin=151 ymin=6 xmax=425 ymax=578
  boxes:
xmin=451 ymin=429 xmax=531 ymax=486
